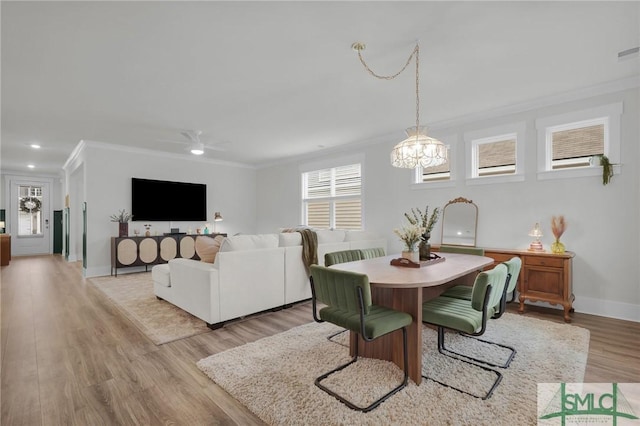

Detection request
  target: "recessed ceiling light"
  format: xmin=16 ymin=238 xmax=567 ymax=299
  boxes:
xmin=27 ymin=164 xmax=35 ymax=168
xmin=30 ymin=144 xmax=41 ymax=149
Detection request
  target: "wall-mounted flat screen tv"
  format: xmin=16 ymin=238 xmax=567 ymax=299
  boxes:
xmin=131 ymin=178 xmax=207 ymax=221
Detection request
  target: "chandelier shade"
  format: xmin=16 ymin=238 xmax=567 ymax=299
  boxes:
xmin=391 ymin=126 xmax=448 ymax=169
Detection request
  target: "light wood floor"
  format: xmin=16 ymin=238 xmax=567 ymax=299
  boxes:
xmin=2 ymin=255 xmax=639 ymax=425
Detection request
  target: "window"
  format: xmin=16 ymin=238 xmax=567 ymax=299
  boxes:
xmin=418 ymin=160 xmax=450 ymax=182
xmin=473 ymin=134 xmax=516 ymax=177
xmin=412 ymin=134 xmax=456 ymax=188
xmin=547 ymin=121 xmax=604 ymax=169
xmin=464 ymin=122 xmax=526 ymax=184
xmin=302 ymin=163 xmax=362 ymax=230
xmin=536 ymin=103 xmax=622 ymax=180
xmin=18 ymin=185 xmax=43 ymax=236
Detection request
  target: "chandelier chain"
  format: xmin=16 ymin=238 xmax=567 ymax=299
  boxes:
xmin=356 ymin=44 xmax=421 ymax=131
xmin=356 ymin=44 xmax=419 ymax=81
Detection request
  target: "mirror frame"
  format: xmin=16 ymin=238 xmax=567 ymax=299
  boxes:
xmin=440 ymin=197 xmax=478 ymax=247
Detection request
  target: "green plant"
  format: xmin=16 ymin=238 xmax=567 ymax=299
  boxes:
xmin=110 ymin=209 xmax=132 ymax=223
xmin=393 ymin=224 xmax=424 ymax=251
xmin=404 ymin=205 xmax=440 ymax=238
xmin=599 ymin=155 xmax=614 ymax=185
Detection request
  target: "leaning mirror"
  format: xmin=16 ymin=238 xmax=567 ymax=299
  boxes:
xmin=440 ymin=197 xmax=478 ymax=247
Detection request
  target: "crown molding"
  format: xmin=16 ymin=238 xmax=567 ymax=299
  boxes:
xmin=429 ymin=76 xmax=640 ymax=131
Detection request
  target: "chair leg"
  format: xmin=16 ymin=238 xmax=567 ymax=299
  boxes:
xmin=439 ymin=327 xmax=516 ymax=369
xmin=326 ymin=328 xmax=349 ymax=347
xmin=452 ymin=333 xmax=517 ymax=368
xmin=315 ymin=328 xmax=409 ymax=412
xmin=423 ymin=327 xmax=503 ymax=400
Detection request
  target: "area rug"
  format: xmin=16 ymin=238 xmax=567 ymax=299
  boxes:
xmin=197 ymin=313 xmax=589 ymax=425
xmin=89 ymin=272 xmax=211 ymax=345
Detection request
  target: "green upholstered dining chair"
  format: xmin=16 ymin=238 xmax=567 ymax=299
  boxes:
xmin=324 ymin=249 xmax=364 ymax=267
xmin=310 ymin=265 xmax=413 ymax=412
xmin=438 ymin=257 xmax=522 ymax=368
xmin=323 ymin=249 xmax=366 ymax=344
xmin=421 ymin=263 xmax=508 ymax=400
xmin=359 ymin=247 xmax=386 ymax=259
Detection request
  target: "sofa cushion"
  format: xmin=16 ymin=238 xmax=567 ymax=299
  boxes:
xmin=279 ymin=232 xmax=302 ymax=247
xmin=219 ymin=234 xmax=279 ymax=252
xmin=152 ymin=264 xmax=171 ymax=287
xmin=195 ymin=235 xmax=225 ymax=263
xmin=315 ymin=230 xmax=346 ymax=244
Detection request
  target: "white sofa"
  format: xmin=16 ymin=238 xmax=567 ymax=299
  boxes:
xmin=152 ymin=230 xmax=386 ymax=329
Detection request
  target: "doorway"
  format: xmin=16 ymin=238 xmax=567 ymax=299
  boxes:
xmin=6 ymin=176 xmax=52 ymax=256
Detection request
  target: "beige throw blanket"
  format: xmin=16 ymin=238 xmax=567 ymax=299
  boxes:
xmin=297 ymin=229 xmax=318 ymax=276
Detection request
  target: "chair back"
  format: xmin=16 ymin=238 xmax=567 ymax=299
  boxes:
xmin=504 ymin=256 xmax=522 ymax=294
xmin=471 ymin=263 xmax=507 ymax=312
xmin=439 ymin=245 xmax=485 ymax=256
xmin=310 ymin=265 xmax=372 ymax=315
xmin=360 ymin=247 xmax=386 ymax=259
xmin=324 ymin=249 xmax=364 ymax=267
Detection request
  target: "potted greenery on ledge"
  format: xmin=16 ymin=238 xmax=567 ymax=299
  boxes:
xmin=110 ymin=209 xmax=132 ymax=237
xmin=599 ymin=155 xmax=614 ymax=185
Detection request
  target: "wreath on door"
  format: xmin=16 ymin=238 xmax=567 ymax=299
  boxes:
xmin=20 ymin=197 xmax=42 ymax=213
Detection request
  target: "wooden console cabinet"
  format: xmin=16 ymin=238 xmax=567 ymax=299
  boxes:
xmin=111 ymin=233 xmax=226 ymax=276
xmin=483 ymin=248 xmax=575 ymax=322
xmin=1 ymin=234 xmax=11 ymax=266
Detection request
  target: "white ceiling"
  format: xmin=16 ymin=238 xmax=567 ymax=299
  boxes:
xmin=2 ymin=1 xmax=638 ymax=175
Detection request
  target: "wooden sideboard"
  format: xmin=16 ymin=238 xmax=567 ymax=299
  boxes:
xmin=433 ymin=246 xmax=575 ymax=322
xmin=483 ymin=248 xmax=575 ymax=322
xmin=111 ymin=233 xmax=226 ymax=276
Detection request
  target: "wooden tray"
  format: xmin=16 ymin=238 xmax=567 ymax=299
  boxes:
xmin=390 ymin=255 xmax=445 ymax=268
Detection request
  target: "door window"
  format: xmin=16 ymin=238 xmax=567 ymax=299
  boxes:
xmin=18 ymin=185 xmax=43 ymax=236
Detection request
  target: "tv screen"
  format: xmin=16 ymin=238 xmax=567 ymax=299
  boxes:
xmin=131 ymin=178 xmax=207 ymax=221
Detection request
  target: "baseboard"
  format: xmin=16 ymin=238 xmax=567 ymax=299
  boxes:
xmin=523 ymin=297 xmax=639 ymax=323
xmin=573 ymin=296 xmax=640 ymax=323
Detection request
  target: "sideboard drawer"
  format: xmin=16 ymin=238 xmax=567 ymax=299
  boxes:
xmin=524 ymin=256 xmax=564 ymax=268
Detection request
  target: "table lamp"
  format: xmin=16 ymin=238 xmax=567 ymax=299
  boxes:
xmin=213 ymin=212 xmax=223 ymax=233
xmin=528 ymin=223 xmax=544 ymax=251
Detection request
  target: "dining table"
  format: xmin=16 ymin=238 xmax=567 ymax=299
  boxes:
xmin=329 ymin=252 xmax=494 ymax=384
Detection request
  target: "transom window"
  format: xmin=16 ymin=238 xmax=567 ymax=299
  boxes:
xmin=472 ymin=134 xmax=517 ymax=177
xmin=302 ymin=163 xmax=362 ymax=230
xmin=418 ymin=156 xmax=451 ymax=182
xmin=536 ymin=102 xmax=622 ymax=180
xmin=464 ymin=122 xmax=525 ymax=184
xmin=547 ymin=120 xmax=605 ymax=170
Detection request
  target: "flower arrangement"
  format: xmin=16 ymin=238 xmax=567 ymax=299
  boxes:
xmin=394 ymin=224 xmax=425 ymax=252
xmin=110 ymin=209 xmax=132 ymax=223
xmin=404 ymin=205 xmax=440 ymax=240
xmin=551 ymin=215 xmax=566 ymax=240
xmin=550 ymin=215 xmax=567 ymax=254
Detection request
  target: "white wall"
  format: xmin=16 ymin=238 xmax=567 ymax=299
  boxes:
xmin=66 ymin=142 xmax=256 ymax=277
xmin=256 ymin=87 xmax=640 ymax=322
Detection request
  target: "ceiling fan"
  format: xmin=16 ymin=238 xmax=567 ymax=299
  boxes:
xmin=159 ymin=130 xmax=228 ymax=155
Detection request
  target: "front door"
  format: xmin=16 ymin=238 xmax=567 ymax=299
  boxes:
xmin=8 ymin=177 xmax=52 ymax=256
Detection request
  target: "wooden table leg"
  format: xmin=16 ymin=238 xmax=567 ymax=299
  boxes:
xmin=350 ymin=287 xmax=423 ymax=384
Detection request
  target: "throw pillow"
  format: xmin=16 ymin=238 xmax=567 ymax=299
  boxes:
xmin=195 ymin=235 xmax=224 ymax=263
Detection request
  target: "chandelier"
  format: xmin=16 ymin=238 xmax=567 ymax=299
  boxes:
xmin=352 ymin=42 xmax=448 ymax=169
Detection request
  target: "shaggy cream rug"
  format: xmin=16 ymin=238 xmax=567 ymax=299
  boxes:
xmin=89 ymin=272 xmax=211 ymax=344
xmin=197 ymin=313 xmax=589 ymax=425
